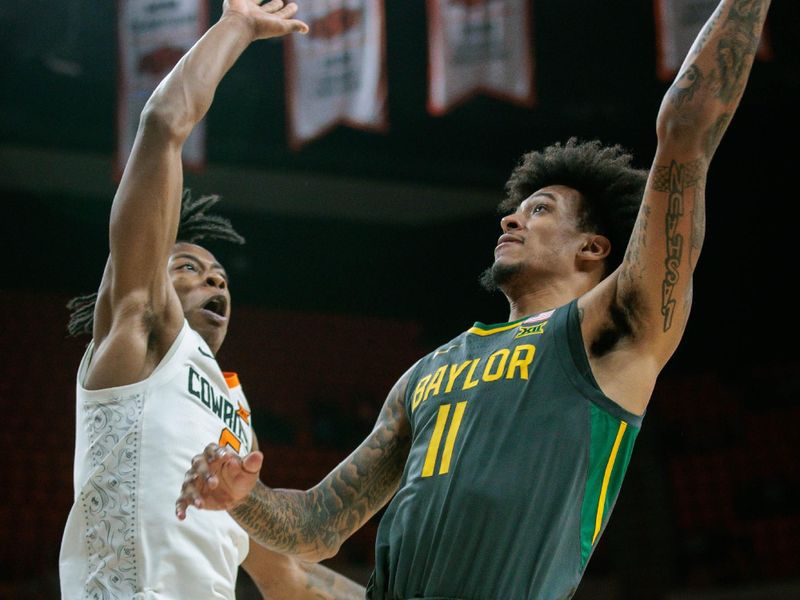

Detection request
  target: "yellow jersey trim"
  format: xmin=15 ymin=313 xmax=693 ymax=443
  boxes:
xmin=467 ymin=322 xmax=523 ymax=336
xmin=592 ymin=421 xmax=628 ymax=543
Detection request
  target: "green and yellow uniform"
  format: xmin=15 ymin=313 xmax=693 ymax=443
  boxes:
xmin=367 ymin=299 xmax=643 ymax=600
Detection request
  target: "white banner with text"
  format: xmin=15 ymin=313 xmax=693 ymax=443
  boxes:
xmin=285 ymin=0 xmax=388 ymax=149
xmin=427 ymin=0 xmax=535 ymax=115
xmin=117 ymin=0 xmax=207 ymax=178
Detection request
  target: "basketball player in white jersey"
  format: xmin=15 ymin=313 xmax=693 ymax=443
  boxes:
xmin=59 ymin=1 xmax=365 ymax=598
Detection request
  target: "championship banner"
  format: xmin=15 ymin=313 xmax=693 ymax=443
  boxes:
xmin=427 ymin=0 xmax=535 ymax=116
xmin=116 ymin=0 xmax=208 ymax=178
xmin=285 ymin=0 xmax=388 ymax=150
xmin=654 ymin=0 xmax=772 ymax=82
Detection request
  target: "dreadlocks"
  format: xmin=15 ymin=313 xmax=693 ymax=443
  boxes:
xmin=177 ymin=189 xmax=245 ymax=246
xmin=66 ymin=189 xmax=245 ymax=337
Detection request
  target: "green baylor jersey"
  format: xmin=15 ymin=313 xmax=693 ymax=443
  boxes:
xmin=367 ymin=300 xmax=643 ymax=600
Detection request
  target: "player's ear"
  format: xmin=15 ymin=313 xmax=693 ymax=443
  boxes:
xmin=578 ymin=234 xmax=610 ymax=262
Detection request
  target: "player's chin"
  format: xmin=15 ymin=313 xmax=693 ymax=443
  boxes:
xmin=490 ymin=260 xmax=524 ymax=286
xmin=189 ymin=314 xmax=229 ymax=351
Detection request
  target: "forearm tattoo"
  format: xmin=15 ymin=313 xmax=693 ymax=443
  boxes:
xmin=670 ymin=64 xmax=704 ymax=109
xmin=231 ymin=391 xmax=410 ymax=557
xmin=715 ymin=0 xmax=766 ymax=103
xmin=669 ymin=0 xmax=768 ymax=111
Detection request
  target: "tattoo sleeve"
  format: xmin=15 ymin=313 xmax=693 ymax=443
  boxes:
xmin=231 ymin=377 xmax=412 ymax=560
xmin=667 ymin=0 xmax=770 ymax=129
xmin=618 ymin=1 xmax=769 ymax=345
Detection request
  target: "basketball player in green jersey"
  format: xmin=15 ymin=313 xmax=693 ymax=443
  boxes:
xmin=176 ymin=2 xmax=772 ymax=598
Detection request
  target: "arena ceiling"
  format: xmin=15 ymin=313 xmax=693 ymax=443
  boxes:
xmin=1 ymin=1 xmax=794 ymax=217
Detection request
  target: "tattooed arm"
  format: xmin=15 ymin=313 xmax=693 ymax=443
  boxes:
xmin=235 ymin=434 xmax=367 ymax=597
xmin=176 ymin=368 xmax=413 ymax=562
xmin=580 ymin=0 xmax=771 ymax=415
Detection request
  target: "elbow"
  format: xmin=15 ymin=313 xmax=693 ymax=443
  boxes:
xmin=654 ymin=117 xmax=713 ymax=161
xmin=317 ymin=542 xmax=343 ymax=562
xmin=655 ymin=100 xmax=719 ymax=159
xmin=138 ymin=95 xmax=193 ymax=144
xmin=656 ymin=111 xmax=704 ymax=151
xmin=298 ymin=540 xmax=342 ymax=563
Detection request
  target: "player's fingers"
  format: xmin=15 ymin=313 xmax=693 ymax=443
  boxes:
xmin=175 ymin=495 xmax=205 ymax=519
xmin=286 ymin=19 xmax=309 ymax=34
xmin=175 ymin=498 xmax=189 ymax=520
xmin=183 ymin=469 xmax=200 ymax=486
xmin=241 ymin=451 xmax=264 ymax=475
xmin=213 ymin=445 xmax=236 ymax=466
xmin=273 ymin=3 xmax=299 ymax=20
xmin=203 ymin=442 xmax=222 ymax=462
xmin=191 ymin=454 xmax=211 ymax=480
xmin=260 ymin=0 xmax=284 ymax=13
xmin=176 ymin=484 xmax=203 ymax=520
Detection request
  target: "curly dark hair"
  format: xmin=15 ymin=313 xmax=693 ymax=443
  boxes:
xmin=501 ymin=137 xmax=647 ymax=275
xmin=66 ymin=190 xmax=245 ymax=337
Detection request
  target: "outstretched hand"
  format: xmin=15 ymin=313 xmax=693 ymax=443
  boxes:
xmin=223 ymin=0 xmax=309 ymax=40
xmin=176 ymin=443 xmax=264 ymax=520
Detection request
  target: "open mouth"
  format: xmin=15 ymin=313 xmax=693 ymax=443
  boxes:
xmin=202 ymin=294 xmax=228 ymax=318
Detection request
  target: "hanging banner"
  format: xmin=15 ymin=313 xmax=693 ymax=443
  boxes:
xmin=285 ymin=0 xmax=388 ymax=150
xmin=427 ymin=0 xmax=535 ymax=116
xmin=116 ymin=0 xmax=208 ymax=178
xmin=654 ymin=0 xmax=772 ymax=82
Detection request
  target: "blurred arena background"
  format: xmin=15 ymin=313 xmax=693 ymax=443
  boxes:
xmin=1 ymin=1 xmax=799 ymax=598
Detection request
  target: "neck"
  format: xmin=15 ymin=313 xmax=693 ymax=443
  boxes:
xmin=502 ymin=272 xmax=598 ymax=321
xmin=202 ymin=333 xmax=224 ymax=357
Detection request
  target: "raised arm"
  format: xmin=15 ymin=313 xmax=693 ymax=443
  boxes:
xmin=87 ymin=1 xmax=307 ymax=389
xmin=176 ymin=369 xmax=414 ymax=562
xmin=581 ymin=1 xmax=771 ymax=415
xmin=629 ymin=0 xmax=770 ymax=344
